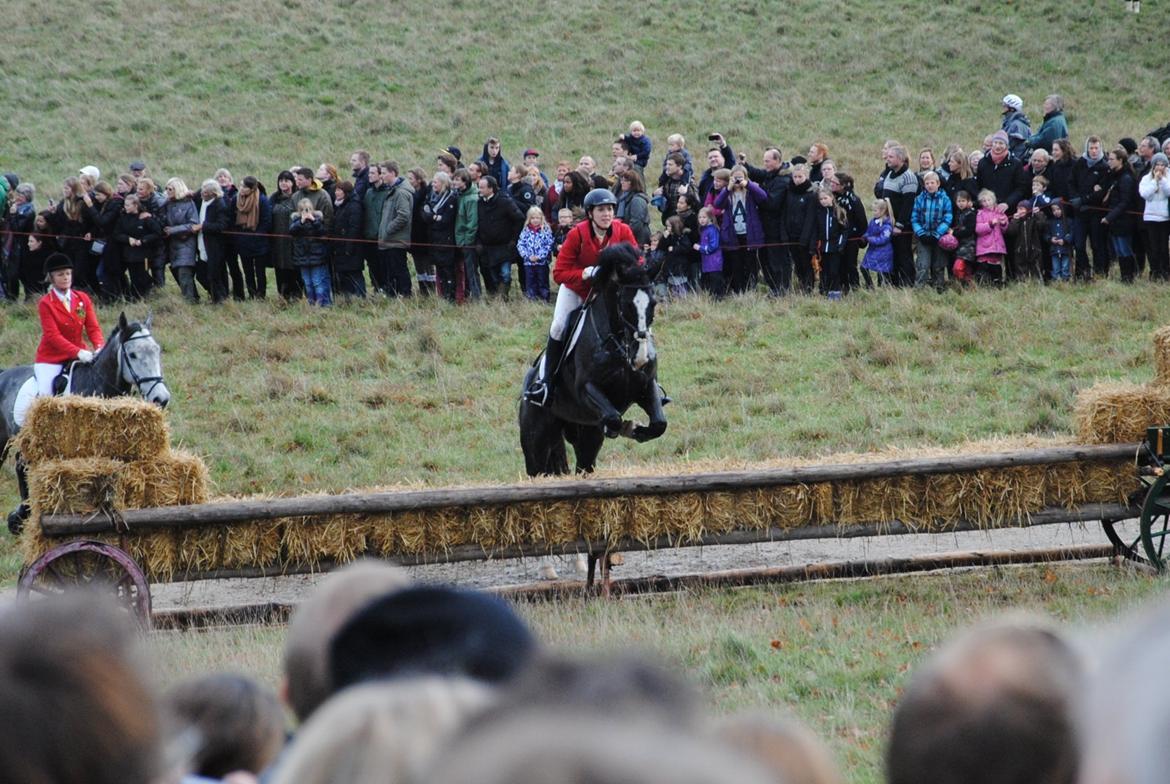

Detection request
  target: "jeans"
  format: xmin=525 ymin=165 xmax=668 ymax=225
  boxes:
xmin=1051 ymin=251 xmax=1071 ymax=281
xmin=299 ymin=264 xmax=333 ymax=306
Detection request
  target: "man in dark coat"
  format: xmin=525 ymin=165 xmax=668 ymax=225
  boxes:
xmin=475 ymin=176 xmax=524 ymax=298
xmin=744 ymin=145 xmax=791 ymax=294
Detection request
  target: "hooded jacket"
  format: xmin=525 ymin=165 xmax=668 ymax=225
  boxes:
xmin=377 ymin=177 xmax=413 ymax=249
xmin=478 ymin=143 xmax=511 ymax=186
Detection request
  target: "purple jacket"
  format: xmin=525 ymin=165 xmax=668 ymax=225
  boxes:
xmin=713 ymin=182 xmax=767 ymax=248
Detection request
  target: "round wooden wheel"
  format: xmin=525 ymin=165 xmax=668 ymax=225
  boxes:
xmin=1139 ymin=472 xmax=1170 ymax=571
xmin=17 ymin=541 xmax=151 ymax=625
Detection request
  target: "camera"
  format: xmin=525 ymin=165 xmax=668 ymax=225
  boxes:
xmin=708 ymin=133 xmax=720 ymax=141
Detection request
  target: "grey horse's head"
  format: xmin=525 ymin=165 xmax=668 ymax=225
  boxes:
xmin=114 ymin=312 xmax=170 ymax=408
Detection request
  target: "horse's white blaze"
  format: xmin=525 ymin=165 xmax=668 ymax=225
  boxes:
xmin=633 ymin=290 xmax=651 ymax=369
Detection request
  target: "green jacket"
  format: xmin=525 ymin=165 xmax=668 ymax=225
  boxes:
xmin=378 ymin=177 xmax=413 ymax=249
xmin=362 ymin=184 xmax=389 ymax=240
xmin=455 ymin=186 xmax=478 ymax=247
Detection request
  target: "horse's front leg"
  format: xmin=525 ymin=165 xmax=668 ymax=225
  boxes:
xmin=626 ymin=381 xmax=668 ymax=443
xmin=582 ymin=382 xmax=624 ymax=438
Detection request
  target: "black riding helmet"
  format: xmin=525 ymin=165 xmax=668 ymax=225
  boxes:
xmin=583 ymin=188 xmax=617 ymax=211
xmin=43 ymin=252 xmax=73 ymax=278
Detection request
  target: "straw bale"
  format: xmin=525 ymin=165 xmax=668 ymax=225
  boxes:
xmin=221 ymin=521 xmax=282 ymax=570
xmin=16 ymin=395 xmax=169 ymax=463
xmin=1074 ymin=382 xmax=1170 ymax=444
xmin=1155 ymin=326 xmax=1170 ymax=386
xmin=577 ymin=497 xmax=628 ymax=544
xmin=175 ymin=527 xmax=225 ymax=574
xmin=466 ymin=506 xmax=509 ymax=551
xmin=1081 ymin=460 xmax=1135 ymax=506
xmin=26 ymin=453 xmax=209 ymax=520
xmin=703 ymin=491 xmax=753 ymax=536
xmin=757 ymin=485 xmax=818 ymax=529
xmin=281 ymin=514 xmax=368 ymax=565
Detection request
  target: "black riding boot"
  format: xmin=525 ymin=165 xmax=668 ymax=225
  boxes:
xmin=525 ymin=337 xmax=565 ymax=406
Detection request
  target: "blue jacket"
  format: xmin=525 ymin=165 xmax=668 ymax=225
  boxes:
xmin=1026 ymin=111 xmax=1069 ymax=154
xmin=911 ymin=189 xmax=953 ymax=238
xmin=1044 ymin=216 xmax=1073 ymax=256
xmin=623 ymin=133 xmax=653 ymax=169
xmin=516 ymin=224 xmax=554 ymax=263
xmin=862 ymin=219 xmax=894 ymax=273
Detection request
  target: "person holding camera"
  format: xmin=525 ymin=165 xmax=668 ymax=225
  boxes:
xmin=711 ymin=165 xmax=767 ymax=294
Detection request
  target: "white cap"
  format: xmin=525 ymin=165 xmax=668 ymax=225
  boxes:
xmin=1002 ymin=94 xmax=1023 ymax=111
xmin=79 ymin=165 xmax=100 ymax=180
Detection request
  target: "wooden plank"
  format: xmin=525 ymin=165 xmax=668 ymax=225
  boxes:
xmin=40 ymin=444 xmax=1136 ymax=536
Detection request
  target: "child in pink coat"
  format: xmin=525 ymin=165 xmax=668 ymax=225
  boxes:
xmin=974 ymin=189 xmax=1008 ymax=286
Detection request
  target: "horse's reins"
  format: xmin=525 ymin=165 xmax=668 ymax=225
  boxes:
xmin=119 ymin=331 xmax=166 ymax=400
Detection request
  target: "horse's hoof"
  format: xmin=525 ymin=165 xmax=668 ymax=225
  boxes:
xmin=7 ymin=505 xmax=28 ymax=536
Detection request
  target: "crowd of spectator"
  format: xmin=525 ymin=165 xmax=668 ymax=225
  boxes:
xmin=4 ymin=93 xmax=1170 ymax=307
xmin=3 ymin=561 xmax=1167 ymax=784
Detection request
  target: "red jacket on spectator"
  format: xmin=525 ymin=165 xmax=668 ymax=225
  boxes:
xmin=553 ymin=219 xmax=638 ymax=299
xmin=35 ymin=290 xmax=104 ymax=364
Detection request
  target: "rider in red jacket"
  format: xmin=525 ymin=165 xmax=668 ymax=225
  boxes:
xmin=524 ymin=189 xmax=639 ymax=405
xmin=34 ymin=252 xmax=104 ymax=398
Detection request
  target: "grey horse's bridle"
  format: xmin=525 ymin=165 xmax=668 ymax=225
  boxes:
xmin=119 ymin=331 xmax=166 ymax=400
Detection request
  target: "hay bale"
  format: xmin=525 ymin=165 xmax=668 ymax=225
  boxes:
xmin=25 ymin=452 xmax=209 ymax=518
xmin=1155 ymin=326 xmax=1170 ymax=386
xmin=16 ymin=396 xmax=169 ymax=463
xmin=1074 ymin=382 xmax=1170 ymax=444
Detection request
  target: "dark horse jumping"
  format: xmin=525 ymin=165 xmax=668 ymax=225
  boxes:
xmin=0 ymin=313 xmax=171 ymax=532
xmin=519 ymin=244 xmax=667 ymax=476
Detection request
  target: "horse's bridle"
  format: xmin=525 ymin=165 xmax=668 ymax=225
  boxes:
xmin=119 ymin=331 xmax=166 ymax=399
xmin=606 ymin=282 xmax=655 ymax=372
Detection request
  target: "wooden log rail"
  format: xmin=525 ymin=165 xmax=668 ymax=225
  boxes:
xmin=40 ymin=443 xmax=1138 ymax=537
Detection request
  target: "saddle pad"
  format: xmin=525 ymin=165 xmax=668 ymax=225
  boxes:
xmin=12 ymin=372 xmax=73 ymax=428
xmin=12 ymin=378 xmax=36 ymax=428
xmin=563 ymin=306 xmax=590 ymax=368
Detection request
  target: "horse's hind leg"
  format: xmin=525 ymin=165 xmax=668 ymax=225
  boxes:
xmin=7 ymin=453 xmax=30 ymax=535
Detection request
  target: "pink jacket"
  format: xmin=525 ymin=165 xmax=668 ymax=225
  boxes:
xmin=975 ymin=207 xmax=1008 ymax=258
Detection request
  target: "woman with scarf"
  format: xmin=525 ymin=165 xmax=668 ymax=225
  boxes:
xmin=232 ymin=176 xmax=272 ymax=299
xmin=425 ymin=171 xmax=459 ymax=301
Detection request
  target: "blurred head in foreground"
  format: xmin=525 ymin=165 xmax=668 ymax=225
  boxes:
xmin=886 ymin=615 xmax=1081 ymax=784
xmin=0 ymin=594 xmax=161 ymax=784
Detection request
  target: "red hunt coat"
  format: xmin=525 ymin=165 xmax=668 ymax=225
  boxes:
xmin=553 ymin=219 xmax=639 ymax=298
xmin=35 ymin=289 xmax=104 ymax=364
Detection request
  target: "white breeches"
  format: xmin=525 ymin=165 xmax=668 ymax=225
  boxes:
xmin=549 ymin=286 xmax=584 ymax=341
xmin=34 ymin=363 xmax=62 ymax=397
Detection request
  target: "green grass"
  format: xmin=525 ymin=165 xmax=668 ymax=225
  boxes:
xmin=151 ymin=565 xmax=1170 ymax=784
xmin=3 ymin=1 xmax=1161 ymax=192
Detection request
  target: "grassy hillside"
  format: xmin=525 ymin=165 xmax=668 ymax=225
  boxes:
xmin=4 ymin=0 xmax=1161 ymax=190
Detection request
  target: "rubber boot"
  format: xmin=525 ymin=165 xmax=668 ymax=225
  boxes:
xmin=525 ymin=337 xmax=565 ymax=406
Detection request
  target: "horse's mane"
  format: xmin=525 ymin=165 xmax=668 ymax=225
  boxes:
xmin=94 ymin=320 xmax=144 ymax=360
